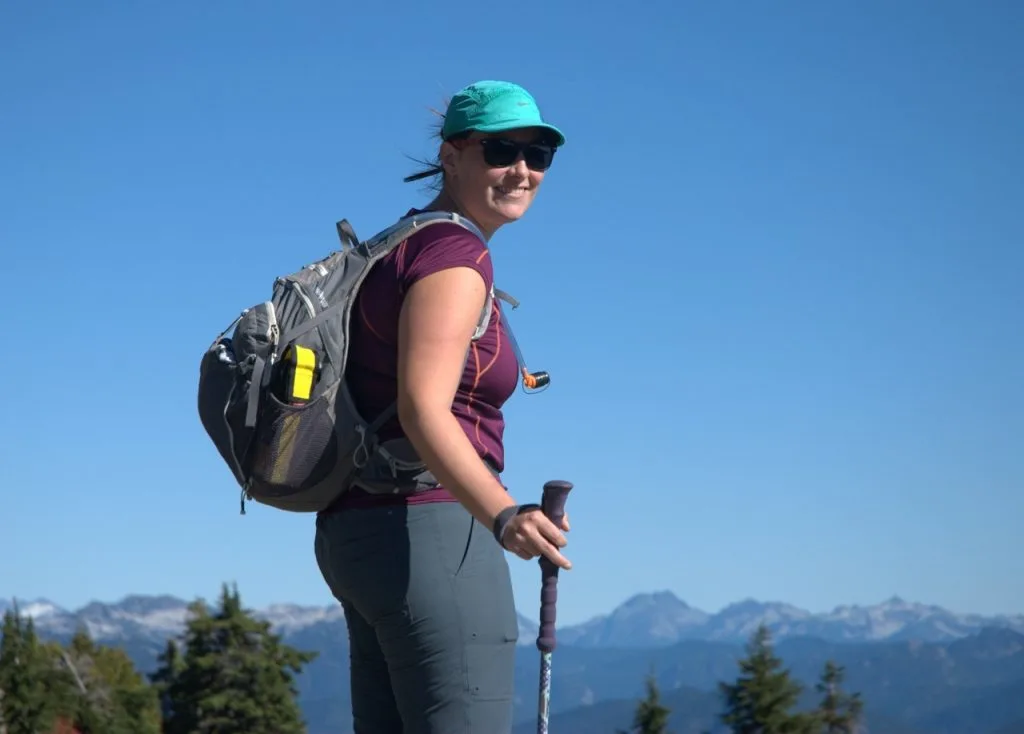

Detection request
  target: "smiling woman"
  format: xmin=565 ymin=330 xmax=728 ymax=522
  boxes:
xmin=403 ymin=80 xmax=565 ymax=238
xmin=312 ymin=80 xmax=571 ymax=734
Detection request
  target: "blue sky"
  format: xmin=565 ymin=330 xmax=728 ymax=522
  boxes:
xmin=2 ymin=1 xmax=1021 ymax=626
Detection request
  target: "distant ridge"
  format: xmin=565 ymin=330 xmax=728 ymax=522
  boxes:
xmin=5 ymin=590 xmax=1022 ymax=647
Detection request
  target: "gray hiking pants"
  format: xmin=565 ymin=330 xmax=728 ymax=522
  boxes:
xmin=314 ymin=501 xmax=519 ymax=734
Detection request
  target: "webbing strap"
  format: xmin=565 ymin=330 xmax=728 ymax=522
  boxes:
xmin=365 ymin=401 xmax=397 ymax=440
xmin=244 ymin=356 xmax=266 ymax=428
xmin=276 ymin=301 xmax=345 ymax=359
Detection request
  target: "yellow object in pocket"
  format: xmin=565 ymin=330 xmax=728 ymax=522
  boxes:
xmin=283 ymin=345 xmax=317 ymax=403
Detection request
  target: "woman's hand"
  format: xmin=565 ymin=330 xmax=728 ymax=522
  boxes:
xmin=501 ymin=508 xmax=572 ymax=570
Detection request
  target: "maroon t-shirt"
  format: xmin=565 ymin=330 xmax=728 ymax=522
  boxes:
xmin=329 ymin=210 xmax=520 ymax=509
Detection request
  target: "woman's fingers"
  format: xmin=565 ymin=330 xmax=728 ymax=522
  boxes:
xmin=538 ymin=543 xmax=572 ymax=570
xmin=505 ymin=511 xmax=572 ymax=570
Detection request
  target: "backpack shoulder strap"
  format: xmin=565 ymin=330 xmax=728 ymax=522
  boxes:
xmin=360 ymin=210 xmax=486 ymax=253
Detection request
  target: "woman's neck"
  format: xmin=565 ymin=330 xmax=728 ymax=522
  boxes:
xmin=423 ymin=191 xmax=493 ymax=241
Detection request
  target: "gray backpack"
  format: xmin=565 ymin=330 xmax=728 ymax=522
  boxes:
xmin=197 ymin=211 xmax=542 ymax=515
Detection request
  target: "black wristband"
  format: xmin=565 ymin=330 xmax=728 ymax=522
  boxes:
xmin=492 ymin=503 xmax=542 ymax=548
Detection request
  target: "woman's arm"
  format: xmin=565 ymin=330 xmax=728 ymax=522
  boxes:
xmin=396 ymin=265 xmax=570 ymax=569
xmin=396 ymin=264 xmax=512 ymax=527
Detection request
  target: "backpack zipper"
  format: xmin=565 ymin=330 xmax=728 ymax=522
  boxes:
xmin=278 ymin=278 xmax=317 ymax=320
xmin=265 ymin=301 xmax=281 ymax=363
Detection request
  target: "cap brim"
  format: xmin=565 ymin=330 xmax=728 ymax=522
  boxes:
xmin=468 ymin=120 xmax=566 ymax=147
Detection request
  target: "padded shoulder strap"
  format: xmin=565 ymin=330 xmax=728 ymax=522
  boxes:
xmin=472 ymin=287 xmax=495 ymax=341
xmin=364 ymin=210 xmax=487 ymax=254
xmin=474 ymin=287 xmax=520 ymax=340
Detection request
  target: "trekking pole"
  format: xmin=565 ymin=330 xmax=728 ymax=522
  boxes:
xmin=536 ymin=479 xmax=573 ymax=734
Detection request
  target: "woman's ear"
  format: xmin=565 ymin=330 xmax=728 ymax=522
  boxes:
xmin=439 ymin=141 xmax=459 ymax=178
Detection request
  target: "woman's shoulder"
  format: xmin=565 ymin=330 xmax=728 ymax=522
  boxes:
xmin=394 ymin=210 xmax=493 ymax=288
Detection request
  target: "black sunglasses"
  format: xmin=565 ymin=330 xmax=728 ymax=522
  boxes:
xmin=478 ymin=137 xmax=556 ymax=171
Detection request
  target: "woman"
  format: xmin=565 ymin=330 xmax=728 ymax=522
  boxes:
xmin=313 ymin=80 xmax=572 ymax=734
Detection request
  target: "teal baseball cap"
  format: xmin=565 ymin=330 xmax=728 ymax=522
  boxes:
xmin=441 ymin=80 xmax=566 ymax=147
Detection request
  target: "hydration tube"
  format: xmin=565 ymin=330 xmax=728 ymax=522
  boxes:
xmin=497 ymin=297 xmax=550 ymax=394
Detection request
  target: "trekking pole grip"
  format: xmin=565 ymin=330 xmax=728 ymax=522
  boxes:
xmin=537 ymin=479 xmax=573 ymax=654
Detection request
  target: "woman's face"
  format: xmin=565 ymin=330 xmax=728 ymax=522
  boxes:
xmin=441 ymin=127 xmax=556 ymax=237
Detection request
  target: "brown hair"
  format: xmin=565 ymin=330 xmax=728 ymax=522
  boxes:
xmin=402 ymin=99 xmax=469 ymax=190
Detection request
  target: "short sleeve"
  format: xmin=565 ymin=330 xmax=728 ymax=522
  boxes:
xmin=398 ymin=222 xmax=493 ymax=295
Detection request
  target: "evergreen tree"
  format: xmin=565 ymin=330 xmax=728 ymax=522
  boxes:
xmin=150 ymin=638 xmax=184 ymax=725
xmin=0 ymin=606 xmax=65 ymax=734
xmin=152 ymin=583 xmax=317 ymax=734
xmin=814 ymin=661 xmax=863 ymax=733
xmin=618 ymin=672 xmax=672 ymax=734
xmin=156 ymin=601 xmax=210 ymax=734
xmin=61 ymin=627 xmax=161 ymax=734
xmin=717 ymin=625 xmax=818 ymax=734
xmin=1 ymin=607 xmax=161 ymax=734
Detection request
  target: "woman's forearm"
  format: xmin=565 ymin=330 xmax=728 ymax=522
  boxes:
xmin=398 ymin=401 xmax=516 ymax=528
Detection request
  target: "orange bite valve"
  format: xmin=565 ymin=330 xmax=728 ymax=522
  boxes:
xmin=522 ymin=368 xmax=550 ymax=391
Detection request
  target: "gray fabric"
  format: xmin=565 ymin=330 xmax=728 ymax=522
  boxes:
xmin=314 ymin=502 xmax=519 ymax=734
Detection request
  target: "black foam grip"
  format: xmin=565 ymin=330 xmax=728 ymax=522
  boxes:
xmin=536 ymin=480 xmax=573 ymax=653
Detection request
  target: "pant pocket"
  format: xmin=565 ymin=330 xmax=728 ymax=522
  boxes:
xmin=457 ymin=526 xmax=519 ymax=704
xmin=460 ymin=567 xmax=518 ymax=734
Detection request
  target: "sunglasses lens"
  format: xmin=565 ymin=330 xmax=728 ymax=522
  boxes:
xmin=480 ymin=139 xmax=555 ymax=171
xmin=524 ymin=144 xmax=554 ymax=171
xmin=481 ymin=139 xmax=520 ymax=167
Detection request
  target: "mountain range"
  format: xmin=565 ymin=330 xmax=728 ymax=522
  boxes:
xmin=4 ymin=590 xmax=1024 ymax=734
xmin=6 ymin=590 xmax=1022 ymax=650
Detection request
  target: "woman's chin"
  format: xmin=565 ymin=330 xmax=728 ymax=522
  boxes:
xmin=488 ymin=196 xmax=533 ymax=223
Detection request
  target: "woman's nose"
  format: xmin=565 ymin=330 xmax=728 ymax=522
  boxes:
xmin=510 ymin=156 xmax=529 ymax=176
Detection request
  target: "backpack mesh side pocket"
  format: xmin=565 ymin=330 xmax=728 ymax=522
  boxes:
xmin=247 ymin=379 xmax=342 ymax=499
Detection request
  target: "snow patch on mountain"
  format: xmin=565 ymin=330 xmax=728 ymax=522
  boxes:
xmin=4 ymin=590 xmax=1022 ymax=649
xmin=257 ymin=603 xmax=345 ymax=634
